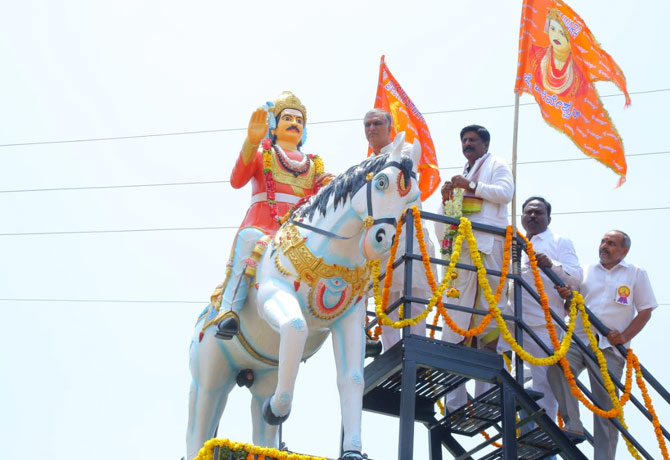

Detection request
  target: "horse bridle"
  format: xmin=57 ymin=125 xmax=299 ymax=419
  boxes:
xmin=289 ymin=161 xmax=416 ymax=240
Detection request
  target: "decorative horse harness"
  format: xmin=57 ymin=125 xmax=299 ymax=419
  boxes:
xmin=199 ymin=161 xmax=415 ymax=361
xmin=275 ymin=161 xmax=416 ymax=319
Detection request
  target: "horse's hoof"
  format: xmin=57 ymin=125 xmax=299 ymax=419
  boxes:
xmin=215 ymin=316 xmax=239 ymax=340
xmin=236 ymin=368 xmax=254 ymax=388
xmin=365 ymin=338 xmax=382 ymax=358
xmin=340 ymin=450 xmax=368 ymax=459
xmin=262 ymin=397 xmax=290 ymax=425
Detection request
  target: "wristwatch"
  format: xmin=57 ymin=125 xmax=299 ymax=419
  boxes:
xmin=469 ymin=180 xmax=477 ymax=191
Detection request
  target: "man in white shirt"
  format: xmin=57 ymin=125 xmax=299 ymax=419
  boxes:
xmin=547 ymin=230 xmax=657 ymax=460
xmin=435 ymin=125 xmax=514 ymax=411
xmin=518 ymin=196 xmax=582 ymax=425
xmin=364 ymin=109 xmax=435 ymax=351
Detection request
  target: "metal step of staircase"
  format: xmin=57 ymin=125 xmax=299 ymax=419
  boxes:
xmin=478 ymin=426 xmax=584 ymax=460
xmin=364 ymin=365 xmax=467 ymax=423
xmin=436 ymin=385 xmax=537 ymax=436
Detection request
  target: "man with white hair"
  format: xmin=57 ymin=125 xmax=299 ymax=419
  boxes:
xmin=364 ymin=108 xmax=435 ymax=351
xmin=548 ymin=230 xmax=657 ymax=460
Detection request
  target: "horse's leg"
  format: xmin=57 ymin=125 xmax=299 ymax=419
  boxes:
xmin=249 ymin=368 xmax=280 ymax=448
xmin=331 ymin=301 xmax=366 ymax=454
xmin=186 ymin=337 xmax=237 ymax=460
xmin=259 ymin=287 xmax=308 ymax=421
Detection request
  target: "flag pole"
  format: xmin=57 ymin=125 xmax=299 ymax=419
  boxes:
xmin=511 ymin=91 xmax=521 ymax=274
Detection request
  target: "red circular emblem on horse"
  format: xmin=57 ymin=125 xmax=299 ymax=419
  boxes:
xmin=309 ymin=276 xmax=353 ymax=320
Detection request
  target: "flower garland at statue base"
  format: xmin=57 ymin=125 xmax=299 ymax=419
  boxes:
xmin=261 ymin=138 xmax=324 ymax=224
xmin=372 ymin=210 xmax=669 ymax=458
xmin=194 ymin=438 xmax=330 ymax=460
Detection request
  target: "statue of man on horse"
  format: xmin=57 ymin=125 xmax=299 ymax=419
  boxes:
xmin=186 ymin=91 xmax=422 ymax=460
xmin=209 ymin=90 xmax=332 ymax=340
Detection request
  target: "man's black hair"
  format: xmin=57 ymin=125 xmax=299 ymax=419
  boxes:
xmin=460 ymin=124 xmax=490 ymax=144
xmin=522 ymin=196 xmax=552 ymax=218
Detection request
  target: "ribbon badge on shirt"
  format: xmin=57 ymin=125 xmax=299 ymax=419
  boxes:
xmin=616 ymin=285 xmax=630 ymax=305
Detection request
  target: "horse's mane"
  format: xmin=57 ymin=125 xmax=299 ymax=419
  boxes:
xmin=296 ymin=153 xmax=414 ymax=222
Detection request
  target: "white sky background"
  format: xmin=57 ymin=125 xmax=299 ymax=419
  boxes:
xmin=0 ymin=1 xmax=668 ymax=459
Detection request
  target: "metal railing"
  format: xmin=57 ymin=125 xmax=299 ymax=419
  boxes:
xmin=364 ymin=209 xmax=669 ymax=459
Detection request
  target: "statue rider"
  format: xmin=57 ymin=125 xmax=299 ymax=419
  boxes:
xmin=211 ymin=91 xmax=331 ymax=340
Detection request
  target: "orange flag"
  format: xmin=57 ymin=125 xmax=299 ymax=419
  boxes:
xmin=515 ymin=0 xmax=630 ymax=185
xmin=373 ymin=56 xmax=440 ymax=200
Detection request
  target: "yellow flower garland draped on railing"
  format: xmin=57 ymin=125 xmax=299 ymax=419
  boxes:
xmin=517 ymin=233 xmax=647 ymax=459
xmin=370 ymin=209 xmax=668 ymax=458
xmin=373 ymin=208 xmax=577 ymax=365
xmin=372 ymin=207 xmax=509 ymax=337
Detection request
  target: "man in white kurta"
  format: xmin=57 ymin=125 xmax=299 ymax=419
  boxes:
xmin=364 ymin=109 xmax=436 ymax=351
xmin=547 ymin=230 xmax=657 ymax=460
xmin=518 ymin=196 xmax=582 ymax=423
xmin=434 ymin=125 xmax=513 ymax=411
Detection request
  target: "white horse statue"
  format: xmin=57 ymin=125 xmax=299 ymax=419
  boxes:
xmin=186 ymin=133 xmax=421 ymax=460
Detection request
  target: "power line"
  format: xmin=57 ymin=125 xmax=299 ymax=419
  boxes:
xmin=1 ymin=150 xmax=668 ymax=195
xmin=0 ymin=207 xmax=667 ymax=237
xmin=0 ymin=180 xmax=230 ymax=194
xmin=507 ymin=150 xmax=670 ymax=166
xmin=1 ymin=297 xmax=668 ymax=306
xmin=438 ymin=150 xmax=669 ymax=171
xmin=0 ymin=89 xmax=667 ymax=149
xmin=552 ymin=207 xmax=669 ymax=216
xmin=0 ymin=226 xmax=238 ymax=236
xmin=0 ymin=128 xmax=239 ymax=149
xmin=422 ymin=88 xmax=669 ymax=116
xmin=0 ymin=298 xmax=203 ymax=304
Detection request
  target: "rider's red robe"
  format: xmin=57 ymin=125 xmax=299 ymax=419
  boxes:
xmin=230 ymin=146 xmax=321 ymax=235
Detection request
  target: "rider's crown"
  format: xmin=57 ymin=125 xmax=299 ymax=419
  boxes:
xmin=269 ymin=91 xmax=307 ymax=122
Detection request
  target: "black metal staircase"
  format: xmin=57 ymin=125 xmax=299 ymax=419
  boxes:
xmin=360 ymin=210 xmax=670 ymax=459
xmin=363 ymin=334 xmax=587 ymax=460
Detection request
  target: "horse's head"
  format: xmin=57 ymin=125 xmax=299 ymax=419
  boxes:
xmin=350 ymin=132 xmax=421 ymax=259
xmin=293 ymin=133 xmax=421 ymax=260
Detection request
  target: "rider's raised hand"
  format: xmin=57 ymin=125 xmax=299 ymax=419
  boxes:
xmin=248 ymin=107 xmax=269 ymax=145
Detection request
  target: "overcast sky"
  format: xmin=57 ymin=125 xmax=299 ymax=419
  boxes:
xmin=1 ymin=1 xmax=669 ymax=459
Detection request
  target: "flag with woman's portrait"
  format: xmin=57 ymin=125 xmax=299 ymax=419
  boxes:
xmin=515 ymin=0 xmax=630 ymax=185
xmin=373 ymin=55 xmax=440 ymax=200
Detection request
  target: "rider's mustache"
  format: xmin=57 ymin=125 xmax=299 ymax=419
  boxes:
xmin=286 ymin=126 xmax=301 ymax=133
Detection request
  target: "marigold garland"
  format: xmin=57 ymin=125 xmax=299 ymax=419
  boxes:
xmin=261 ymin=139 xmax=323 ymax=223
xmin=577 ymin=308 xmax=640 ymax=459
xmin=373 ymin=210 xmax=510 ymax=337
xmin=370 ymin=213 xmax=666 ymax=459
xmin=492 ymin=235 xmax=577 ymax=366
xmin=311 ymin=154 xmax=324 ymax=175
xmin=440 ymin=188 xmax=463 ymax=258
xmin=366 ymin=260 xmax=383 ymax=340
xmin=515 ymin=232 xmax=635 ymax=416
xmin=479 ymin=429 xmax=502 ymax=449
xmin=517 ymin=235 xmax=645 ymax=458
xmin=194 ymin=438 xmax=330 ymax=460
xmin=557 ymin=301 xmax=634 ymax=418
xmin=632 ymin=353 xmax=670 ymax=459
